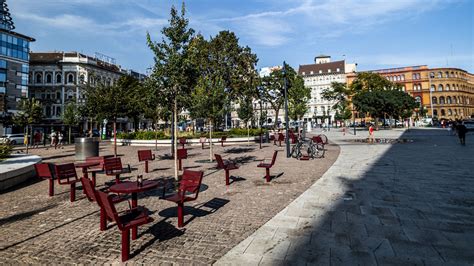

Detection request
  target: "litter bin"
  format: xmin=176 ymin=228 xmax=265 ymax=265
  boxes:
xmin=75 ymin=137 xmax=99 ymax=161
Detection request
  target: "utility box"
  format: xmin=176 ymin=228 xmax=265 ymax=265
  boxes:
xmin=75 ymin=137 xmax=99 ymax=161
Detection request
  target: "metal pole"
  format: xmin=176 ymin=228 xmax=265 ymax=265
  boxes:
xmin=429 ymin=73 xmax=434 ymax=118
xmin=353 ymin=110 xmax=356 ymax=135
xmin=283 ymin=61 xmax=290 ymax=158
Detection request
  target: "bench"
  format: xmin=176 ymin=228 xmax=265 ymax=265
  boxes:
xmin=104 ymin=157 xmax=131 ymax=184
xmin=54 ymin=163 xmax=81 ymax=202
xmin=164 ymin=170 xmax=204 ymax=228
xmin=95 ymin=190 xmax=153 ymax=262
xmin=34 ymin=163 xmax=55 ymax=197
xmin=137 ymin=150 xmax=155 ymax=173
xmin=215 ymin=154 xmax=239 ymax=185
xmin=177 ymin=148 xmax=188 ymax=171
xmin=257 ymin=150 xmax=278 ymax=182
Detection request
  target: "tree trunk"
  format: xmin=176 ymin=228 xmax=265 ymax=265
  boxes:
xmin=69 ymin=126 xmax=72 ymax=145
xmin=274 ymin=108 xmax=280 ymax=130
xmin=173 ymin=98 xmax=178 ymax=180
xmin=247 ymin=122 xmax=250 ymax=146
xmin=209 ymin=119 xmax=213 ymax=162
xmin=113 ymin=119 xmax=117 ymax=157
xmin=171 ymin=112 xmax=175 ymax=155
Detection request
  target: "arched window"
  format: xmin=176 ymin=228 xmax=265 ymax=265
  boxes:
xmin=446 ymin=84 xmax=450 ymax=91
xmin=45 ymin=106 xmax=51 ymax=117
xmin=401 ymin=74 xmax=405 ymax=81
xmin=415 ymin=96 xmax=422 ymax=104
xmin=433 ymin=109 xmax=438 ymax=116
xmin=46 ymin=73 xmax=52 ymax=83
xmin=56 ymin=106 xmax=61 ymax=116
xmin=430 ymin=72 xmax=435 ymax=78
xmin=448 ymin=109 xmax=452 ymax=116
xmin=437 ymin=72 xmax=443 ymax=78
xmin=35 ymin=73 xmax=42 ymax=83
xmin=67 ymin=73 xmax=75 ymax=84
xmin=432 ymin=96 xmax=438 ymax=104
xmin=452 ymin=96 xmax=457 ymax=104
xmin=412 ymin=73 xmax=416 ymax=80
xmin=56 ymin=73 xmax=62 ymax=83
xmin=451 ymin=71 xmax=454 ymax=77
xmin=430 ymin=85 xmax=435 ymax=91
xmin=439 ymin=96 xmax=445 ymax=104
xmin=67 ymin=90 xmax=74 ymax=99
xmin=438 ymin=84 xmax=443 ymax=91
xmin=454 ymin=109 xmax=458 ymax=115
xmin=416 ymin=73 xmax=421 ymax=79
xmin=447 ymin=96 xmax=452 ymax=104
xmin=79 ymin=74 xmax=85 ymax=84
xmin=441 ymin=109 xmax=446 ymax=116
xmin=445 ymin=71 xmax=449 ymax=78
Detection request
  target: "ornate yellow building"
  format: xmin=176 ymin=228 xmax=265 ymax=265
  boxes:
xmin=347 ymin=65 xmax=474 ymax=121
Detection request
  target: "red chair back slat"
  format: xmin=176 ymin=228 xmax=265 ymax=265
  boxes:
xmin=55 ymin=163 xmax=78 ymax=184
xmin=270 ymin=150 xmax=278 ymax=166
xmin=179 ymin=170 xmax=204 ymax=197
xmin=278 ymin=133 xmax=285 ymax=141
xmin=221 ymin=136 xmax=227 ymax=141
xmin=104 ymin=157 xmax=123 ymax=173
xmin=312 ymin=136 xmax=323 ymax=144
xmin=86 ymin=156 xmax=105 ymax=170
xmin=177 ymin=148 xmax=187 ymax=160
xmin=138 ymin=150 xmax=153 ymax=162
xmin=95 ymin=190 xmax=122 ymax=229
xmin=80 ymin=177 xmax=97 ymax=202
xmin=178 ymin=137 xmax=187 ymax=145
xmin=35 ymin=163 xmax=53 ymax=180
xmin=214 ymin=154 xmax=225 ymax=169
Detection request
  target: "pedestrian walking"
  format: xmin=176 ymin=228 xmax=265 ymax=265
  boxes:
xmin=457 ymin=123 xmax=467 ymax=145
xmin=368 ymin=124 xmax=375 ymax=143
xmin=33 ymin=131 xmax=41 ymax=148
xmin=58 ymin=132 xmax=64 ymax=147
xmin=50 ymin=131 xmax=57 ymax=148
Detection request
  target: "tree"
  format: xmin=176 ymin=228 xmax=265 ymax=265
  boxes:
xmin=288 ymin=76 xmax=309 ymax=121
xmin=237 ymin=95 xmax=254 ymax=144
xmin=260 ymin=63 xmax=309 ymax=129
xmin=83 ymin=75 xmax=140 ymax=156
xmin=322 ymin=82 xmax=354 ymax=126
xmin=147 ymin=3 xmax=196 ymax=179
xmin=13 ymin=98 xmax=42 ymax=154
xmin=62 ymin=101 xmax=81 ymax=144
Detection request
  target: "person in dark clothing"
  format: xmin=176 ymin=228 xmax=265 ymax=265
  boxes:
xmin=456 ymin=123 xmax=467 ymax=145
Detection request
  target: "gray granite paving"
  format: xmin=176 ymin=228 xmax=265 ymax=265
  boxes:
xmin=216 ymin=128 xmax=474 ymax=265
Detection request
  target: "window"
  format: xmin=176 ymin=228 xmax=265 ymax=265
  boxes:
xmin=445 ymin=71 xmax=449 ymax=78
xmin=447 ymin=96 xmax=452 ymax=104
xmin=67 ymin=73 xmax=75 ymax=84
xmin=438 ymin=84 xmax=443 ymax=91
xmin=46 ymin=73 xmax=52 ymax=83
xmin=0 ymin=60 xmax=6 ymax=69
xmin=56 ymin=106 xmax=61 ymax=116
xmin=415 ymin=96 xmax=421 ymax=104
xmin=430 ymin=85 xmax=435 ymax=91
xmin=35 ymin=73 xmax=42 ymax=83
xmin=336 ymin=68 xmax=340 ymax=72
xmin=328 ymin=69 xmax=331 ymax=73
xmin=45 ymin=106 xmax=51 ymax=117
xmin=441 ymin=109 xmax=446 ymax=116
xmin=310 ymin=71 xmax=313 ymax=75
xmin=430 ymin=72 xmax=435 ymax=78
xmin=80 ymin=74 xmax=85 ymax=84
xmin=319 ymin=70 xmax=322 ymax=74
xmin=432 ymin=97 xmax=438 ymax=104
xmin=439 ymin=96 xmax=445 ymax=104
xmin=437 ymin=72 xmax=442 ymax=78
xmin=67 ymin=90 xmax=74 ymax=99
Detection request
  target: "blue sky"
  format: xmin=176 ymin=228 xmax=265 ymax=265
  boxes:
xmin=9 ymin=0 xmax=474 ymax=73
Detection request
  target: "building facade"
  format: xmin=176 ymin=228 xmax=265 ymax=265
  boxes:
xmin=298 ymin=55 xmax=356 ymax=125
xmin=347 ymin=65 xmax=474 ymax=121
xmin=28 ymin=52 xmax=125 ymax=131
xmin=0 ymin=0 xmax=35 ymax=135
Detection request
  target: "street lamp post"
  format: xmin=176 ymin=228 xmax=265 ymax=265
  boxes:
xmin=353 ymin=109 xmax=356 ymax=135
xmin=283 ymin=61 xmax=290 ymax=158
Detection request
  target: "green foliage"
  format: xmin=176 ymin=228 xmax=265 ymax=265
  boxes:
xmin=117 ymin=131 xmax=167 ymax=140
xmin=237 ymin=95 xmax=254 ymax=125
xmin=13 ymin=98 xmax=43 ymax=128
xmin=260 ymin=63 xmax=310 ymax=128
xmin=62 ymin=102 xmax=81 ymax=126
xmin=116 ymin=128 xmax=267 ymax=140
xmin=0 ymin=143 xmax=12 ymax=160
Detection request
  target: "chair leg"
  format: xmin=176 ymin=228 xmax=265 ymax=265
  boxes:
xmin=265 ymin=168 xmax=270 ymax=182
xmin=178 ymin=159 xmax=182 ymax=171
xmin=201 ymin=143 xmax=204 ymax=149
xmin=177 ymin=202 xmax=184 ymax=227
xmin=225 ymin=170 xmax=230 ymax=186
xmin=115 ymin=174 xmax=120 ymax=184
xmin=48 ymin=179 xmax=54 ymax=197
xmin=69 ymin=182 xmax=76 ymax=202
xmin=91 ymin=172 xmax=96 ymax=187
xmin=121 ymin=229 xmax=130 ymax=262
xmin=145 ymin=160 xmax=149 ymax=173
xmin=100 ymin=208 xmax=107 ymax=231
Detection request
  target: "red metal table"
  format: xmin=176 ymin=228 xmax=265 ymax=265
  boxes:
xmin=108 ymin=180 xmax=162 ymax=239
xmin=75 ymin=161 xmax=100 ymax=186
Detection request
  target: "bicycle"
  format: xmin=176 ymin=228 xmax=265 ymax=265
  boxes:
xmin=290 ymin=136 xmax=325 ymax=159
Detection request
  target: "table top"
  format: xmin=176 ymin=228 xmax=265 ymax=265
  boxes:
xmin=75 ymin=161 xmax=100 ymax=168
xmin=108 ymin=180 xmax=162 ymax=194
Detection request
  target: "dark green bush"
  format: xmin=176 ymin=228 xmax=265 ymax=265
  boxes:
xmin=116 ymin=128 xmax=268 ymax=140
xmin=0 ymin=143 xmax=12 ymax=160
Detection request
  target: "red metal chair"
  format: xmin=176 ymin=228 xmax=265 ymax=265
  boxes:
xmin=164 ymin=170 xmax=204 ymax=228
xmin=34 ymin=163 xmax=55 ymax=197
xmin=177 ymin=148 xmax=187 ymax=171
xmin=274 ymin=133 xmax=284 ymax=146
xmin=104 ymin=157 xmax=131 ymax=184
xmin=80 ymin=177 xmax=129 ymax=231
xmin=54 ymin=163 xmax=81 ymax=202
xmin=137 ymin=150 xmax=155 ymax=173
xmin=85 ymin=156 xmax=108 ymax=186
xmin=178 ymin=137 xmax=187 ymax=149
xmin=219 ymin=136 xmax=227 ymax=147
xmin=95 ymin=190 xmax=154 ymax=262
xmin=215 ymin=154 xmax=239 ymax=185
xmin=257 ymin=150 xmax=278 ymax=182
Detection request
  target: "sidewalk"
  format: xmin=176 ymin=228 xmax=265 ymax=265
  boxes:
xmin=216 ymin=128 xmax=474 ymax=265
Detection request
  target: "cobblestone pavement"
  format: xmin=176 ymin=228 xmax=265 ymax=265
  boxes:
xmin=0 ymin=136 xmax=339 ymax=264
xmin=216 ymin=128 xmax=474 ymax=265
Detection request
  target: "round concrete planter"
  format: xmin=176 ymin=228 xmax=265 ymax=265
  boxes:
xmin=0 ymin=154 xmax=41 ymax=191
